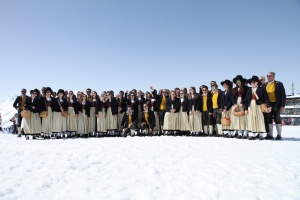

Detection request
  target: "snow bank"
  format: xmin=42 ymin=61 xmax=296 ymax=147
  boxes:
xmin=0 ymin=126 xmax=300 ymax=200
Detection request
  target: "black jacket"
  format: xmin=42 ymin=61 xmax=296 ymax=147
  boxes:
xmin=52 ymin=98 xmax=68 ymax=112
xmin=141 ymin=111 xmax=156 ymax=129
xmin=106 ymin=98 xmax=118 ymax=115
xmin=245 ymin=87 xmax=271 ymax=111
xmin=126 ymin=98 xmax=139 ymax=114
xmin=200 ymin=94 xmax=212 ymax=113
xmin=166 ymin=98 xmax=179 ymax=112
xmin=188 ymin=96 xmax=201 ymax=112
xmin=117 ymin=98 xmax=127 ymax=114
xmin=96 ymin=99 xmax=106 ymax=113
xmin=67 ymin=97 xmax=79 ymax=114
xmin=221 ymin=90 xmax=234 ymax=111
xmin=40 ymin=97 xmax=57 ymax=112
xmin=77 ymin=101 xmax=91 ymax=117
xmin=24 ymin=96 xmax=40 ymax=113
xmin=232 ymin=86 xmax=250 ymax=109
xmin=147 ymin=98 xmax=158 ymax=112
xmin=262 ymin=81 xmax=286 ymax=108
xmin=13 ymin=95 xmax=30 ymax=110
xmin=178 ymin=98 xmax=189 ymax=113
xmin=121 ymin=113 xmax=138 ymax=129
xmin=152 ymin=90 xmax=169 ymax=111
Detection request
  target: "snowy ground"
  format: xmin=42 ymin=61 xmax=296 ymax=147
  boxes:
xmin=1 ymin=126 xmax=300 ymax=200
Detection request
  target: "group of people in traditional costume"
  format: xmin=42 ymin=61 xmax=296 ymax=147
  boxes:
xmin=13 ymin=71 xmax=286 ymax=140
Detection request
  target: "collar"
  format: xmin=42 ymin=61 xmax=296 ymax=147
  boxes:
xmin=268 ymin=80 xmax=275 ymax=84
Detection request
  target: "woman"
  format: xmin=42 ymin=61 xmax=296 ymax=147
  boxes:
xmin=188 ymin=87 xmax=203 ymax=136
xmin=245 ymin=76 xmax=271 ymax=140
xmin=88 ymin=91 xmax=98 ymax=136
xmin=163 ymin=90 xmax=179 ymax=135
xmin=96 ymin=92 xmax=107 ymax=136
xmin=231 ymin=75 xmax=250 ymax=139
xmin=22 ymin=89 xmax=41 ymax=139
xmin=77 ymin=94 xmax=90 ymax=137
xmin=105 ymin=91 xmax=118 ymax=136
xmin=176 ymin=90 xmax=189 ymax=135
xmin=220 ymin=80 xmax=235 ymax=137
xmin=117 ymin=92 xmax=126 ymax=132
xmin=40 ymin=87 xmax=55 ymax=139
xmin=52 ymin=89 xmax=68 ymax=138
xmin=66 ymin=90 xmax=78 ymax=137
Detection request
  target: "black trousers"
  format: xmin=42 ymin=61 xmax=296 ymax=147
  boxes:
xmin=202 ymin=111 xmax=213 ymax=126
xmin=213 ymin=109 xmax=222 ymax=124
xmin=17 ymin=109 xmax=23 ymax=127
xmin=158 ymin=109 xmax=166 ymax=130
xmin=268 ymin=103 xmax=281 ymax=124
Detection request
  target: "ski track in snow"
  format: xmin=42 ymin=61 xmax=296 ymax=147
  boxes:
xmin=1 ymin=126 xmax=300 ymax=200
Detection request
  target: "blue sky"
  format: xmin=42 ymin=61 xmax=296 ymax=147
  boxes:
xmin=0 ymin=0 xmax=299 ymax=101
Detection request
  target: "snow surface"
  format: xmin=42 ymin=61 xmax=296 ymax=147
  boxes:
xmin=1 ymin=126 xmax=300 ymax=200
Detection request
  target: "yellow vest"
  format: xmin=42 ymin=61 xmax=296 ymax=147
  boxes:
xmin=20 ymin=96 xmax=26 ymax=110
xmin=266 ymin=82 xmax=276 ymax=102
xmin=212 ymin=92 xmax=219 ymax=109
xmin=145 ymin=112 xmax=149 ymax=124
xmin=128 ymin=115 xmax=132 ymax=128
xmin=160 ymin=96 xmax=167 ymax=110
xmin=203 ymin=96 xmax=208 ymax=111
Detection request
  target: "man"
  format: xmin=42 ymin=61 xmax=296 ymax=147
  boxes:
xmin=259 ymin=76 xmax=266 ymax=84
xmin=150 ymin=86 xmax=169 ymax=135
xmin=263 ymin=72 xmax=286 ymax=140
xmin=86 ymin=88 xmax=92 ymax=102
xmin=13 ymin=88 xmax=30 ymax=137
xmin=140 ymin=103 xmax=156 ymax=136
xmin=121 ymin=106 xmax=138 ymax=137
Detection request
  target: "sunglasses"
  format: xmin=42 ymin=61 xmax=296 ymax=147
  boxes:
xmin=21 ymin=91 xmax=26 ymax=92
xmin=266 ymin=75 xmax=272 ymax=77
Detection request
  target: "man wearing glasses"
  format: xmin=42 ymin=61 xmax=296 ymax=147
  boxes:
xmin=263 ymin=72 xmax=286 ymax=140
xmin=13 ymin=88 xmax=30 ymax=137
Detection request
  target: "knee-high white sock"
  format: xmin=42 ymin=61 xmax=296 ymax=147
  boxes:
xmin=209 ymin=125 xmax=213 ymax=135
xmin=275 ymin=124 xmax=282 ymax=137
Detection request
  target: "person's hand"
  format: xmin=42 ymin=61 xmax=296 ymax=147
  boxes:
xmin=96 ymin=114 xmax=99 ymax=118
xmin=245 ymin=111 xmax=248 ymax=115
xmin=280 ymin=107 xmax=284 ymax=114
xmin=269 ymin=107 xmax=272 ymax=113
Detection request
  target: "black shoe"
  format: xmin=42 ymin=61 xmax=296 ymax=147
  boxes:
xmin=237 ymin=135 xmax=242 ymax=139
xmin=17 ymin=134 xmax=21 ymax=137
xmin=275 ymin=135 xmax=282 ymax=140
xmin=248 ymin=136 xmax=255 ymax=140
xmin=259 ymin=136 xmax=264 ymax=140
xmin=265 ymin=134 xmax=274 ymax=140
xmin=26 ymin=135 xmax=29 ymax=140
xmin=242 ymin=136 xmax=248 ymax=139
xmin=32 ymin=136 xmax=36 ymax=140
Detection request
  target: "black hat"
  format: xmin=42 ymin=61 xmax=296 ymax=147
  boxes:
xmin=220 ymin=79 xmax=233 ymax=88
xmin=233 ymin=75 xmax=247 ymax=84
xmin=30 ymin=89 xmax=40 ymax=95
xmin=247 ymin=75 xmax=262 ymax=86
xmin=57 ymin=89 xmax=64 ymax=95
xmin=43 ymin=87 xmax=53 ymax=95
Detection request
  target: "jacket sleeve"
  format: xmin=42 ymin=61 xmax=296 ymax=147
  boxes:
xmin=150 ymin=111 xmax=156 ymax=129
xmin=279 ymin=82 xmax=286 ymax=107
xmin=13 ymin=96 xmax=20 ymax=110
